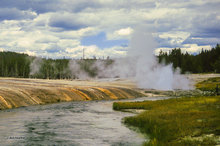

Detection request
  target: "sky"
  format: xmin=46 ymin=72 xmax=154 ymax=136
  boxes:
xmin=0 ymin=0 xmax=220 ymax=59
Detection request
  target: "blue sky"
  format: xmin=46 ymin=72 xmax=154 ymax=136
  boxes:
xmin=0 ymin=0 xmax=220 ymax=58
xmin=81 ymin=32 xmax=128 ymax=49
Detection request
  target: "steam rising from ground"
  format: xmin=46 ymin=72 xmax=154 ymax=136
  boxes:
xmin=126 ymin=28 xmax=191 ymax=90
xmin=30 ymin=57 xmax=42 ymax=75
xmin=93 ymin=28 xmax=191 ymax=90
xmin=30 ymin=28 xmax=191 ymax=90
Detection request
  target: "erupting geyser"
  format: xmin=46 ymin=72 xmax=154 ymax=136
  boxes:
xmin=29 ymin=27 xmax=191 ymax=90
xmin=128 ymin=27 xmax=191 ymax=90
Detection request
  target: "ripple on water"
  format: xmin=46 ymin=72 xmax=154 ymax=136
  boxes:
xmin=0 ymin=98 xmax=150 ymax=146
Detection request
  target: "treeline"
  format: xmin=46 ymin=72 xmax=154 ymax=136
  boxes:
xmin=0 ymin=44 xmax=219 ymax=79
xmin=0 ymin=51 xmax=113 ymax=79
xmin=158 ymin=44 xmax=220 ymax=73
xmin=30 ymin=58 xmax=70 ymax=79
xmin=29 ymin=58 xmax=113 ymax=79
xmin=0 ymin=52 xmax=31 ymax=77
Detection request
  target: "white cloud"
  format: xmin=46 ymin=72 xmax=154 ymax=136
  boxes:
xmin=106 ymin=27 xmax=134 ymax=40
xmin=115 ymin=27 xmax=133 ymax=36
xmin=58 ymin=39 xmax=80 ymax=48
xmin=0 ymin=0 xmax=219 ymax=58
xmin=155 ymin=44 xmax=212 ymax=55
xmin=181 ymin=44 xmax=212 ymax=53
xmin=159 ymin=31 xmax=191 ymax=46
xmin=65 ymin=45 xmax=127 ymax=59
xmin=24 ymin=50 xmax=36 ymax=56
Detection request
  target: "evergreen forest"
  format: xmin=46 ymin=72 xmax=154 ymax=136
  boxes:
xmin=158 ymin=44 xmax=220 ymax=73
xmin=0 ymin=44 xmax=219 ymax=79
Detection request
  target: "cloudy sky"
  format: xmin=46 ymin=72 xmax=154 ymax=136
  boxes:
xmin=0 ymin=0 xmax=220 ymax=58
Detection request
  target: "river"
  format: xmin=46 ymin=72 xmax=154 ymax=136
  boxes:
xmin=0 ymin=96 xmax=170 ymax=146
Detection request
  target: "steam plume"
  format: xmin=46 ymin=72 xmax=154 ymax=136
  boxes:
xmin=29 ymin=28 xmax=191 ymax=90
xmin=127 ymin=27 xmax=191 ymax=90
xmin=30 ymin=57 xmax=42 ymax=75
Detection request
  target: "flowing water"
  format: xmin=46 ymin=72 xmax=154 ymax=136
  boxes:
xmin=0 ymin=97 xmax=170 ymax=146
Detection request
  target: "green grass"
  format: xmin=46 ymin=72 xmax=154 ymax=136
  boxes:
xmin=113 ymin=96 xmax=220 ymax=145
xmin=196 ymin=77 xmax=220 ymax=92
xmin=113 ymin=77 xmax=220 ymax=145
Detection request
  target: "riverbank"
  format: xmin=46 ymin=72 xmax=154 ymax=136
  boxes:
xmin=0 ymin=96 xmax=150 ymax=145
xmin=0 ymin=78 xmax=144 ymax=110
xmin=0 ymin=74 xmax=220 ymax=110
xmin=113 ymin=76 xmax=220 ymax=145
xmin=114 ymin=95 xmax=220 ymax=145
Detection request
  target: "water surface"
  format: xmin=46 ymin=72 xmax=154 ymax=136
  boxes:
xmin=0 ymin=96 xmax=169 ymax=146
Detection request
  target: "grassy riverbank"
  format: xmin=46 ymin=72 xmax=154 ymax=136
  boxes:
xmin=113 ymin=77 xmax=220 ymax=145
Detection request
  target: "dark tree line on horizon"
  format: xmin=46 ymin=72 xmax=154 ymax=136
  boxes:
xmin=0 ymin=51 xmax=30 ymax=78
xmin=158 ymin=44 xmax=220 ymax=73
xmin=0 ymin=44 xmax=219 ymax=79
xmin=0 ymin=52 xmax=113 ymax=79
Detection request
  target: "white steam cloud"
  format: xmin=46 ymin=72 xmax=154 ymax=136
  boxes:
xmin=30 ymin=57 xmax=42 ymax=75
xmin=127 ymin=27 xmax=191 ymax=90
xmin=68 ymin=60 xmax=90 ymax=80
xmin=92 ymin=27 xmax=191 ymax=90
xmin=29 ymin=28 xmax=192 ymax=90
